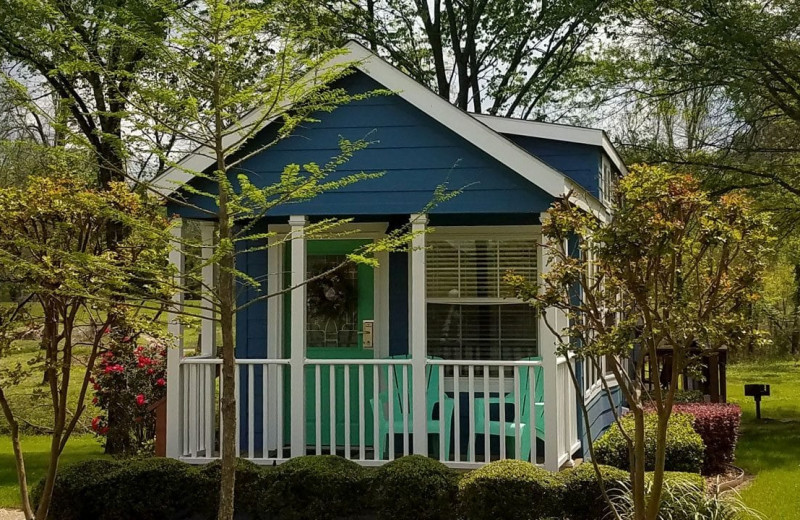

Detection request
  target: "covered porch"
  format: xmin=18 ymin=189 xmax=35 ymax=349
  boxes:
xmin=165 ymin=213 xmax=583 ymax=471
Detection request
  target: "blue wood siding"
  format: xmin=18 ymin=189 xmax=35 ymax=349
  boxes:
xmin=235 ymin=231 xmax=269 ymax=451
xmin=169 ymin=72 xmax=557 ymax=219
xmin=581 ymin=383 xmax=625 ymax=459
xmin=505 ymin=135 xmax=602 ymax=198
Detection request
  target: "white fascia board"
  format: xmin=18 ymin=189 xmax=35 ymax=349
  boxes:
xmin=473 ymin=114 xmax=628 ymax=177
xmin=152 ymin=41 xmax=609 ymax=218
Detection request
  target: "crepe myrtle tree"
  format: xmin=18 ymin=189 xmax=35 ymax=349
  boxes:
xmin=129 ymin=1 xmax=458 ymax=518
xmin=0 ymin=175 xmax=172 ymax=520
xmin=507 ymin=164 xmax=772 ymax=520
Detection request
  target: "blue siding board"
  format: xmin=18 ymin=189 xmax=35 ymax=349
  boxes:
xmin=170 ymin=71 xmax=557 ymax=219
xmin=235 ymin=230 xmax=269 ymax=452
xmin=580 ymin=386 xmax=624 ymax=459
xmin=505 ymin=134 xmax=602 ymax=198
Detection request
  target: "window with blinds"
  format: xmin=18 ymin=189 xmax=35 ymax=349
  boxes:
xmin=426 ymin=237 xmax=538 ymax=361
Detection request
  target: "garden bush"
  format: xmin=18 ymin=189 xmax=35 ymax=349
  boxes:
xmin=457 ymin=459 xmax=562 ymax=520
xmin=371 ymin=455 xmax=458 ymax=520
xmin=266 ymin=455 xmax=371 ymax=520
xmin=32 ymin=459 xmax=122 ymax=520
xmin=92 ymin=333 xmax=168 ymax=455
xmin=199 ymin=458 xmax=277 ymax=519
xmin=594 ymin=413 xmax=705 ymax=473
xmin=559 ymin=463 xmax=629 ymax=520
xmin=653 ymin=470 xmax=706 ymax=490
xmin=672 ymin=403 xmax=741 ymax=474
xmin=35 ymin=458 xmax=209 ymax=520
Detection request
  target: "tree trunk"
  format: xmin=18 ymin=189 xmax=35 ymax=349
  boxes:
xmin=0 ymin=389 xmax=34 ymax=520
xmin=791 ymin=264 xmax=800 ymax=356
xmin=216 ymin=72 xmax=237 ymax=518
xmin=631 ymin=408 xmax=647 ymax=520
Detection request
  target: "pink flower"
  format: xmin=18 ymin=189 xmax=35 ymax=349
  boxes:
xmin=136 ymin=394 xmax=146 ymax=406
xmin=156 ymin=378 xmax=166 ymax=387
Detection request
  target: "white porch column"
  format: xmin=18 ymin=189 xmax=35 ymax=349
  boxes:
xmin=166 ymin=219 xmax=185 ymax=458
xmin=538 ymin=212 xmax=562 ymax=471
xmin=289 ymin=215 xmax=307 ymax=457
xmin=265 ymin=227 xmax=283 ymax=451
xmin=409 ymin=213 xmax=428 ymax=456
xmin=199 ymin=221 xmax=216 ymax=357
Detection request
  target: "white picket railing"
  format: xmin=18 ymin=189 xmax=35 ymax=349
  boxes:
xmin=175 ymin=356 xmax=578 ymax=470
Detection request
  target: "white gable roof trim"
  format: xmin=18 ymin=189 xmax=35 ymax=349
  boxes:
xmin=153 ymin=41 xmax=610 ymax=218
xmin=473 ymin=114 xmax=628 ymax=176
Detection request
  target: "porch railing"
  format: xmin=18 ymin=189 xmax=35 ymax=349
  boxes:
xmin=174 ymin=356 xmax=579 ymax=470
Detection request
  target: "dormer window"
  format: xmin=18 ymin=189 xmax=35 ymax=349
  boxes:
xmin=599 ymin=157 xmax=617 ymax=206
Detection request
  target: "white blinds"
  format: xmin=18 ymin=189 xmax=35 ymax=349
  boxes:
xmin=427 ymin=238 xmax=537 ymax=299
xmin=426 ymin=236 xmax=539 ymax=361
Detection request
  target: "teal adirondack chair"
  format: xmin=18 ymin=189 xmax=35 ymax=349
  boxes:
xmin=370 ymin=355 xmax=455 ymax=459
xmin=470 ymin=358 xmax=545 ymax=461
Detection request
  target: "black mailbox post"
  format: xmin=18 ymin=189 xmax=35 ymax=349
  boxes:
xmin=744 ymin=384 xmax=771 ymax=419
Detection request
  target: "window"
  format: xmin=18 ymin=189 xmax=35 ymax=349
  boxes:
xmin=599 ymin=158 xmax=617 ymax=206
xmin=426 ymin=236 xmax=538 ymax=361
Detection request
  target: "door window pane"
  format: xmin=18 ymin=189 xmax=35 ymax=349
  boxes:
xmin=306 ymin=255 xmax=359 ymax=347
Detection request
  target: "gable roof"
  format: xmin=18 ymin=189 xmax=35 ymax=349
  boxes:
xmin=152 ymin=41 xmax=610 ymax=218
xmin=473 ymin=114 xmax=628 ymax=176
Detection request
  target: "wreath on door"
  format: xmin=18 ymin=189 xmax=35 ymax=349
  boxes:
xmin=306 ymin=269 xmax=357 ymax=321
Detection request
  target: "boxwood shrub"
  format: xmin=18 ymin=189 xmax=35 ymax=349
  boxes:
xmin=457 ymin=459 xmax=562 ymax=520
xmin=594 ymin=413 xmax=705 ymax=473
xmin=32 ymin=459 xmax=123 ymax=520
xmin=35 ymin=458 xmax=210 ymax=520
xmin=199 ymin=458 xmax=277 ymax=519
xmin=265 ymin=455 xmax=371 ymax=520
xmin=371 ymin=455 xmax=458 ymax=520
xmin=559 ymin=463 xmax=629 ymax=520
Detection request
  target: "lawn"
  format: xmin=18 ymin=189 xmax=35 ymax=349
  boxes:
xmin=727 ymin=360 xmax=800 ymax=519
xmin=0 ymin=434 xmax=108 ymax=509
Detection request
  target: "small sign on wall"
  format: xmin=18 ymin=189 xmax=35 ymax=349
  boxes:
xmin=362 ymin=320 xmax=374 ymax=349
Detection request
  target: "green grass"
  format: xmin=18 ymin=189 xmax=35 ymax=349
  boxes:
xmin=727 ymin=360 xmax=800 ymax=519
xmin=0 ymin=434 xmax=108 ymax=509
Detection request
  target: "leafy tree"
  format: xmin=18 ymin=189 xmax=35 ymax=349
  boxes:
xmin=587 ymin=0 xmax=800 ymax=358
xmin=0 ymin=0 xmax=183 ymax=185
xmin=507 ymin=165 xmax=772 ymax=520
xmin=134 ymin=1 xmax=456 ymax=518
xmin=322 ymin=0 xmax=615 ymax=118
xmin=0 ymin=175 xmax=171 ymax=520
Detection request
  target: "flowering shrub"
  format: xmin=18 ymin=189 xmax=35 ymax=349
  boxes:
xmin=673 ymin=403 xmax=741 ymax=474
xmin=91 ymin=331 xmax=167 ymax=455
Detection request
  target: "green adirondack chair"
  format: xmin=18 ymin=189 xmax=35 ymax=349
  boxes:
xmin=370 ymin=355 xmax=455 ymax=459
xmin=471 ymin=358 xmax=545 ymax=461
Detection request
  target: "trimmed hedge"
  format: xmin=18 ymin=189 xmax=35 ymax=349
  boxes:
xmin=458 ymin=459 xmax=562 ymax=520
xmin=371 ymin=455 xmax=458 ymax=520
xmin=672 ymin=403 xmax=741 ymax=474
xmin=34 ymin=458 xmax=211 ymax=520
xmin=655 ymin=470 xmax=706 ymax=490
xmin=35 ymin=455 xmax=710 ymax=520
xmin=199 ymin=458 xmax=276 ymax=519
xmin=594 ymin=413 xmax=705 ymax=473
xmin=559 ymin=463 xmax=629 ymax=520
xmin=266 ymin=455 xmax=371 ymax=520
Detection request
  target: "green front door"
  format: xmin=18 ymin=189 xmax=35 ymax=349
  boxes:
xmin=284 ymin=239 xmax=376 ymax=449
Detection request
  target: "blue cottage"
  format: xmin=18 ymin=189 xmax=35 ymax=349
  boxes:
xmin=160 ymin=41 xmax=626 ymax=471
